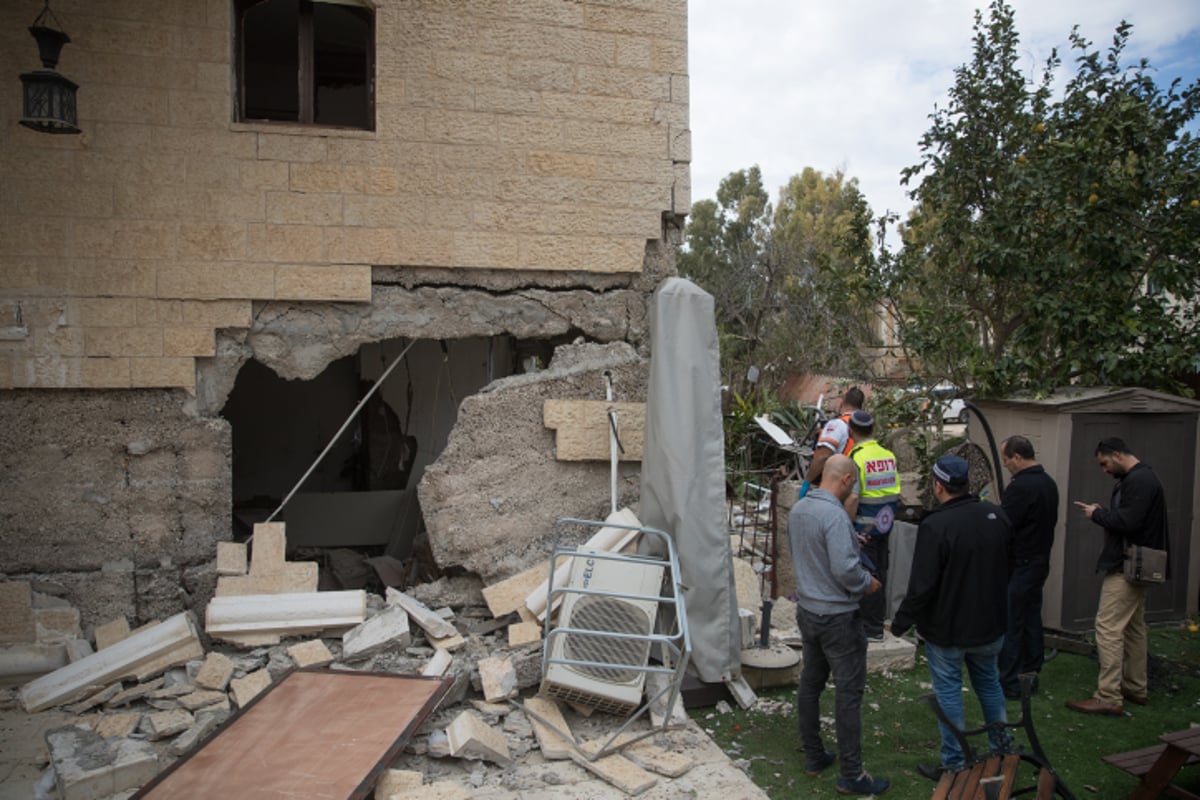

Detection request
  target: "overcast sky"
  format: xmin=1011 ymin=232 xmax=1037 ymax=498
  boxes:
xmin=687 ymin=1 xmax=1200 ymax=226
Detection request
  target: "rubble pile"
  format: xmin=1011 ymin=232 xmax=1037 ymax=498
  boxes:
xmin=0 ymin=520 xmax=769 ymax=800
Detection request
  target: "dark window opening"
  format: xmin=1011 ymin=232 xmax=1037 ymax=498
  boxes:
xmin=237 ymin=0 xmax=374 ymax=129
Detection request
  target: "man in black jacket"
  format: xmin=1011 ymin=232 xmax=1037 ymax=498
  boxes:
xmin=891 ymin=455 xmax=1013 ymax=778
xmin=1068 ymin=437 xmax=1169 ymax=716
xmin=997 ymin=435 xmax=1059 ymax=699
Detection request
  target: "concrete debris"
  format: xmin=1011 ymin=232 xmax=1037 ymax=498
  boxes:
xmin=140 ymin=708 xmax=194 ymax=741
xmin=386 ymin=588 xmax=458 ymax=639
xmin=193 ymin=651 xmax=237 ymax=691
xmin=375 ymin=767 xmax=424 ymax=796
xmin=95 ymin=711 xmax=142 ymax=740
xmin=45 ymin=726 xmax=159 ymax=800
xmin=421 ymin=648 xmax=453 ymax=677
xmin=342 ymin=604 xmax=412 ymax=661
xmin=446 ymin=710 xmax=512 ymax=765
xmin=169 ymin=707 xmax=229 ymax=757
xmin=216 ymin=522 xmax=318 ymax=598
xmin=477 ymin=656 xmax=517 ymax=703
xmin=63 ymin=682 xmax=122 ymax=715
xmin=20 ymin=613 xmax=202 ymax=713
xmin=386 ymin=781 xmax=472 ymax=800
xmin=229 ymin=668 xmax=272 ymax=708
xmin=286 ymin=638 xmax=335 ymax=669
xmin=4 ymin=549 xmax=782 ymax=800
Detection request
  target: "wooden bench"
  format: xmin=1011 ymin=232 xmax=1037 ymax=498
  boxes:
xmin=1102 ymin=727 xmax=1200 ymax=800
xmin=924 ymin=674 xmax=1074 ymax=800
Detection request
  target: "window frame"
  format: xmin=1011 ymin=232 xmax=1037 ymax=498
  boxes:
xmin=234 ymin=0 xmax=376 ymax=131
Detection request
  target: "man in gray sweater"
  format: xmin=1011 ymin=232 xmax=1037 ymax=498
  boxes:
xmin=790 ymin=454 xmax=889 ymax=796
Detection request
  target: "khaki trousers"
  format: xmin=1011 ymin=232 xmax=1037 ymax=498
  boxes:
xmin=1093 ymin=573 xmax=1147 ymax=704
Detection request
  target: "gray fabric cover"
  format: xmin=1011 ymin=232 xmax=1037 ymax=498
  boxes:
xmin=638 ymin=277 xmax=740 ymax=683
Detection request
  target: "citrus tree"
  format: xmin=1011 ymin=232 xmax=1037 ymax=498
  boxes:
xmin=889 ymin=1 xmax=1200 ymax=396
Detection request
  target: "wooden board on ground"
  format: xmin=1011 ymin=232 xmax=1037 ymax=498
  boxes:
xmin=132 ymin=670 xmax=451 ymax=800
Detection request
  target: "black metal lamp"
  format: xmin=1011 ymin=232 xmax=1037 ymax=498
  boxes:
xmin=19 ymin=1 xmax=80 ymax=134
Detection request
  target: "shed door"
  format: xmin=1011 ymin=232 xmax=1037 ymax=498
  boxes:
xmin=1061 ymin=413 xmax=1194 ymax=630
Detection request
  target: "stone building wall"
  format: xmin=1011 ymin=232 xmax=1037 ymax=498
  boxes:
xmin=0 ymin=0 xmax=691 ymax=625
xmin=0 ymin=0 xmax=690 ymax=391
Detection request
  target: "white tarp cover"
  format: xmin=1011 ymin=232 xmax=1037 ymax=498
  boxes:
xmin=639 ymin=277 xmax=740 ymax=683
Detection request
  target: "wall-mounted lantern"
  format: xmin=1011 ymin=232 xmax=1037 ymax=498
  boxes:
xmin=19 ymin=1 xmax=80 ymax=134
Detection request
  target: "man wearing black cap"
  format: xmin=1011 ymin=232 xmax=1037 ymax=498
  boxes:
xmin=844 ymin=410 xmax=901 ymax=641
xmin=891 ymin=454 xmax=1013 ymax=779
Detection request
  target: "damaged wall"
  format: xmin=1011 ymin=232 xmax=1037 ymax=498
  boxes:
xmin=0 ymin=390 xmax=226 ymax=633
xmin=419 ymin=341 xmax=648 ymax=582
xmin=0 ymin=0 xmax=691 ymax=623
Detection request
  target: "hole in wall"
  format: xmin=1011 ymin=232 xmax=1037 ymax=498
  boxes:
xmin=218 ymin=334 xmax=558 ymax=587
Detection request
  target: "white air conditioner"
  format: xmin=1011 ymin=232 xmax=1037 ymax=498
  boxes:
xmin=541 ymin=548 xmax=664 ymax=715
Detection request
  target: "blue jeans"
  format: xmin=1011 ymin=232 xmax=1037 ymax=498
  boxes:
xmin=998 ymin=558 xmax=1049 ymax=694
xmin=924 ymin=637 xmax=1010 ymax=769
xmin=796 ymin=606 xmax=868 ymax=780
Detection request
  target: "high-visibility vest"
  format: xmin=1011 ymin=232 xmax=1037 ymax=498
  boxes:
xmin=850 ymin=439 xmax=901 ymax=535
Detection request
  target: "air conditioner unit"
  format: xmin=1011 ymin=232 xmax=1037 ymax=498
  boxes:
xmin=541 ymin=548 xmax=664 ymax=715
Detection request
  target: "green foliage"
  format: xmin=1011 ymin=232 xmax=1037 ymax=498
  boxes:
xmin=723 ymin=390 xmax=783 ymax=493
xmin=888 ymin=1 xmax=1200 ymax=397
xmin=679 ymin=166 xmax=883 ymax=394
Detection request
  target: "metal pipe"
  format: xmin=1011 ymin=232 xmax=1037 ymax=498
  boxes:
xmin=266 ymin=339 xmax=417 ymax=523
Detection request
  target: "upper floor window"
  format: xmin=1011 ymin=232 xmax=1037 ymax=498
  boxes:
xmin=236 ymin=0 xmax=374 ymax=129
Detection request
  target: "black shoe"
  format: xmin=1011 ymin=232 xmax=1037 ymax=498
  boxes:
xmin=836 ymin=772 xmax=890 ymax=795
xmin=916 ymin=763 xmax=947 ymax=782
xmin=804 ymin=749 xmax=837 ymax=776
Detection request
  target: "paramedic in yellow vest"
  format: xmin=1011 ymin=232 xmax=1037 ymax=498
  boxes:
xmin=799 ymin=386 xmax=865 ymax=499
xmin=844 ymin=410 xmax=901 ymax=641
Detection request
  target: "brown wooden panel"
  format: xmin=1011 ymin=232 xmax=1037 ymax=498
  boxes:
xmin=133 ymin=669 xmax=450 ymax=800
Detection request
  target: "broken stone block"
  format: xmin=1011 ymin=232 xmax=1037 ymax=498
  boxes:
xmin=0 ymin=581 xmax=36 ymax=645
xmin=46 ymin=726 xmax=159 ymax=800
xmin=148 ymin=683 xmax=196 ymax=700
xmin=194 ymin=651 xmax=236 ymax=691
xmin=374 ymin=768 xmax=423 ymax=797
xmin=523 ymin=697 xmax=574 ymax=760
xmin=287 ymin=639 xmax=334 ymax=668
xmin=386 ymin=782 xmax=470 ymax=800
xmin=342 ymin=605 xmax=411 ymax=661
xmin=420 ymin=649 xmax=453 ymax=678
xmin=177 ymin=689 xmax=227 ymax=711
xmin=169 ymin=706 xmax=229 ymax=756
xmin=64 ymin=683 xmax=123 ymax=715
xmin=95 ymin=712 xmax=142 ymax=740
xmin=507 ymin=621 xmax=542 ymax=647
xmin=141 ymin=708 xmax=194 ymax=741
xmin=571 ymin=740 xmax=658 ymax=796
xmin=104 ymin=677 xmax=165 ymax=708
xmin=623 ymin=738 xmax=694 ymax=778
xmin=445 ymin=710 xmax=511 ymax=765
xmin=65 ymin=640 xmax=94 ymax=663
xmin=469 ymin=700 xmax=511 ymax=722
xmin=229 ymin=668 xmax=272 ymax=707
xmin=93 ymin=617 xmax=130 ymax=651
xmin=477 ymin=656 xmax=517 ymax=703
xmin=216 ymin=541 xmax=247 ymax=576
xmin=33 ymin=604 xmax=82 ymax=645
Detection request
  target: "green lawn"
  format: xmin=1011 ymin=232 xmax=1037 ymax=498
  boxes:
xmin=691 ymin=623 xmax=1200 ymax=798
